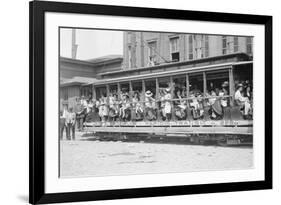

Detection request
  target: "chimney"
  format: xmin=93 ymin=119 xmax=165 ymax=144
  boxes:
xmin=71 ymin=29 xmax=78 ymax=59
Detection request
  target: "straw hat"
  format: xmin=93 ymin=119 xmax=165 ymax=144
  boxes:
xmin=62 ymin=101 xmax=68 ymax=105
xmin=145 ymin=90 xmax=153 ymax=97
xmin=222 ymin=81 xmax=229 ymax=88
xmin=237 ymin=83 xmax=243 ymax=88
xmin=165 ymin=88 xmax=171 ymax=93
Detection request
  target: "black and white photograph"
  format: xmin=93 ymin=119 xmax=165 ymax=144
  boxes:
xmin=59 ymin=28 xmax=254 ymax=178
xmin=28 ymin=0 xmax=273 ymax=204
xmin=0 ymin=0 xmax=277 ymax=204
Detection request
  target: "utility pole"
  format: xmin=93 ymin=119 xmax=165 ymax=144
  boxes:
xmin=71 ymin=29 xmax=78 ymax=59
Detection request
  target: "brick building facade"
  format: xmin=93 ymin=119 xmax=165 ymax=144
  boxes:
xmin=123 ymin=32 xmax=253 ymax=69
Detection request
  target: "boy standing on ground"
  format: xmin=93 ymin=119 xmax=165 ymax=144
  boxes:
xmin=66 ymin=107 xmax=76 ymax=140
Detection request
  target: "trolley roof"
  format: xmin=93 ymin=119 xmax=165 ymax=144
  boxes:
xmin=87 ymin=61 xmax=252 ymax=86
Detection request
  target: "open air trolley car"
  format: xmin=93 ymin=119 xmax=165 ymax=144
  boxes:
xmin=83 ymin=53 xmax=253 ymax=146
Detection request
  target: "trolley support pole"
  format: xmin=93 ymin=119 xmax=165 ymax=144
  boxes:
xmin=229 ymin=66 xmax=235 ymax=106
xmin=185 ymin=74 xmax=190 ymax=120
xmin=142 ymin=80 xmax=147 ymax=121
xmin=106 ymin=84 xmax=110 ymax=97
xmin=129 ymin=81 xmax=133 ymax=98
xmin=170 ymin=76 xmax=175 ymax=121
xmin=92 ymin=85 xmax=96 ymax=101
xmin=117 ymin=82 xmax=121 ymax=99
xmin=186 ymin=74 xmax=189 ymax=97
xmin=203 ymin=72 xmax=207 ymax=95
xmin=155 ymin=77 xmax=161 ymax=121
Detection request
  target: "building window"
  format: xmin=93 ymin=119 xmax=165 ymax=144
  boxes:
xmin=222 ymin=36 xmax=227 ymax=55
xmin=246 ymin=37 xmax=253 ymax=54
xmin=193 ymin=35 xmax=209 ymax=59
xmin=194 ymin=35 xmax=206 ymax=59
xmin=233 ymin=37 xmax=239 ymax=52
xmin=148 ymin=41 xmax=157 ymax=66
xmin=204 ymin=36 xmax=209 ymax=57
xmin=188 ymin=35 xmax=193 ymax=60
xmin=170 ymin=37 xmax=180 ymax=62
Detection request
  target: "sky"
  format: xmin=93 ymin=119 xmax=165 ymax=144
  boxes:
xmin=60 ymin=28 xmax=123 ymax=60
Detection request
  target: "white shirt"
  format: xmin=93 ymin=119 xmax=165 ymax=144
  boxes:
xmin=235 ymin=90 xmax=246 ymax=102
xmin=219 ymin=91 xmax=227 ymax=107
xmin=80 ymin=99 xmax=88 ymax=107
xmin=60 ymin=109 xmax=67 ymax=119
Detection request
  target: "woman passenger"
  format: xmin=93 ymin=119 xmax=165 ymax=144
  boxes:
xmin=98 ymin=94 xmax=108 ymax=123
xmin=175 ymin=89 xmax=186 ymax=120
xmin=220 ymin=81 xmax=229 ymax=108
xmin=244 ymin=85 xmax=253 ymax=119
xmin=108 ymin=93 xmax=118 ymax=121
xmin=145 ymin=90 xmax=157 ymax=121
xmin=132 ymin=92 xmax=143 ymax=120
xmin=163 ymin=88 xmax=172 ymax=121
xmin=189 ymin=91 xmax=204 ymax=120
xmin=208 ymin=90 xmax=223 ymax=120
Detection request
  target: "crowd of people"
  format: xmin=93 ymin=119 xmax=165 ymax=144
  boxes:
xmin=59 ymin=80 xmax=253 ymax=140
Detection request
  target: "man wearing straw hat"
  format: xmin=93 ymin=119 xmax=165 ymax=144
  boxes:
xmin=235 ymin=83 xmax=251 ymax=117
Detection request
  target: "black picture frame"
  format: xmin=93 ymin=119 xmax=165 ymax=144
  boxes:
xmin=29 ymin=0 xmax=272 ymax=204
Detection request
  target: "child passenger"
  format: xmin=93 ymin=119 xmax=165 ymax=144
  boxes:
xmin=189 ymin=91 xmax=204 ymax=120
xmin=132 ymin=92 xmax=143 ymax=115
xmin=119 ymin=94 xmax=130 ymax=119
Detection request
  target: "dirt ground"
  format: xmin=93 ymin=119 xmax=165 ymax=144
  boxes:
xmin=60 ymin=135 xmax=253 ymax=177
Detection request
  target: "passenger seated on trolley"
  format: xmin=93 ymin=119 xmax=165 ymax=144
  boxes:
xmin=235 ymin=83 xmax=251 ymax=119
xmin=98 ymin=94 xmax=108 ymax=122
xmin=189 ymin=91 xmax=204 ymax=120
xmin=174 ymin=89 xmax=187 ymax=120
xmin=220 ymin=81 xmax=229 ymax=108
xmin=207 ymin=90 xmax=223 ymax=120
xmin=85 ymin=104 xmax=100 ymax=123
xmin=85 ymin=99 xmax=93 ymax=114
xmin=119 ymin=93 xmax=131 ymax=121
xmin=181 ymin=86 xmax=187 ymax=99
xmin=132 ymin=92 xmax=143 ymax=120
xmin=108 ymin=93 xmax=119 ymax=121
xmin=161 ymin=88 xmax=172 ymax=121
xmin=145 ymin=90 xmax=157 ymax=121
xmin=243 ymin=84 xmax=253 ymax=119
xmin=80 ymin=95 xmax=88 ymax=108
